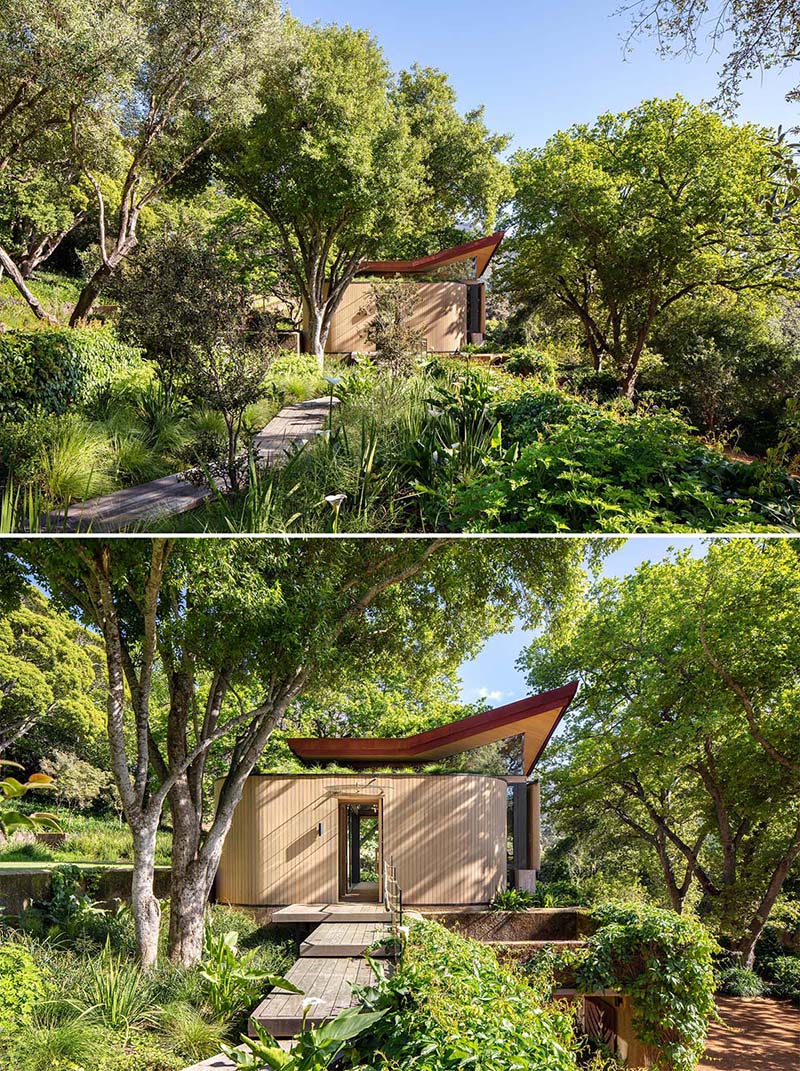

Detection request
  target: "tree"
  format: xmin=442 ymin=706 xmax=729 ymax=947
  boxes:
xmin=625 ymin=1 xmax=800 ymax=106
xmin=0 ymin=0 xmax=137 ymax=321
xmin=66 ymin=0 xmax=280 ymax=324
xmin=502 ymin=96 xmax=800 ymax=397
xmin=648 ymin=293 xmax=800 ymax=446
xmin=224 ymin=25 xmax=510 ymax=362
xmin=386 ymin=65 xmax=511 ymax=258
xmin=0 ymin=586 xmax=105 ymax=761
xmin=15 ymin=537 xmax=592 ymax=968
xmin=223 ymin=20 xmax=421 ymax=363
xmin=116 ymin=232 xmax=275 ymax=487
xmin=366 ymin=281 xmax=424 ymax=375
xmin=522 ymin=538 xmax=800 ymax=963
xmin=116 ymin=233 xmax=257 ymax=394
xmin=188 ymin=341 xmax=274 ymax=491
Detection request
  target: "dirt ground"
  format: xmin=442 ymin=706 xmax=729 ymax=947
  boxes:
xmin=698 ymin=997 xmax=800 ymax=1070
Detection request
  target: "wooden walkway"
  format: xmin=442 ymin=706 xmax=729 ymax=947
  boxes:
xmin=299 ymin=921 xmax=392 ymax=957
xmin=249 ymin=954 xmax=377 ymax=1037
xmin=271 ymin=902 xmax=391 ymax=925
xmin=42 ymin=396 xmax=337 ymax=533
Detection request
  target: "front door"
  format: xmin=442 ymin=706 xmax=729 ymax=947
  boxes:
xmin=338 ymin=799 xmax=382 ymax=902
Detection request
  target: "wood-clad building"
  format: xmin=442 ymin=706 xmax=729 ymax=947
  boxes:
xmin=216 ymin=773 xmax=507 ymax=907
xmin=303 ymin=231 xmax=504 ymax=356
xmin=215 ymin=684 xmax=577 ymax=908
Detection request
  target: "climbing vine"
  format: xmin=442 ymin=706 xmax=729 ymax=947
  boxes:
xmin=576 ymin=902 xmax=718 ymax=1071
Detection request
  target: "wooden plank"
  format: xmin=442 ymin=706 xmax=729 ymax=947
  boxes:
xmin=299 ymin=921 xmax=392 ymax=958
xmin=250 ymin=956 xmax=377 ymax=1038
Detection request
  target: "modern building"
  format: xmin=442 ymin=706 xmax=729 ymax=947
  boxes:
xmin=215 ymin=683 xmax=577 ymax=909
xmin=304 ymin=231 xmax=505 ymax=355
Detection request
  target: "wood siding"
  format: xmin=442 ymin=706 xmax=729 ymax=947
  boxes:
xmin=322 ymin=280 xmax=467 ymax=354
xmin=216 ymin=774 xmax=507 ymax=906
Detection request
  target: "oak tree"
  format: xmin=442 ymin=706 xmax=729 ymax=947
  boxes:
xmin=502 ymin=96 xmax=800 ymax=396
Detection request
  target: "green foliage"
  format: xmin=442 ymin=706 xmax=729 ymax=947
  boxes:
xmin=351 ymin=918 xmax=578 ymax=1070
xmin=0 ymin=585 xmax=105 ymax=761
xmin=157 ymin=1001 xmax=228 ymax=1063
xmin=531 ymin=881 xmax=586 ymax=908
xmin=39 ymin=751 xmax=111 ymax=811
xmin=503 ymin=346 xmax=557 ymax=385
xmin=503 ymin=96 xmax=800 ymax=395
xmin=0 ymin=941 xmax=46 ymax=1039
xmin=576 ymin=903 xmax=718 ymax=1071
xmin=489 ymin=887 xmax=536 ymax=911
xmin=523 ymin=539 xmax=800 ymax=953
xmin=74 ymin=944 xmax=158 ymax=1038
xmin=763 ymin=955 xmax=800 ymax=1004
xmin=0 ymin=328 xmax=142 ymax=420
xmin=227 ymin=1008 xmax=387 ymax=1071
xmin=447 ymin=386 xmax=799 ymax=532
xmin=0 ymin=761 xmax=59 ymax=835
xmin=199 ymin=928 xmax=299 ymax=1020
xmin=716 ymin=965 xmax=765 ymax=996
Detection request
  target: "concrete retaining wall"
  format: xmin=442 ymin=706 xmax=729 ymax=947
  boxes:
xmin=0 ymin=866 xmax=172 ymax=916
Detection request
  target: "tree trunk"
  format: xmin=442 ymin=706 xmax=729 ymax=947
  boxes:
xmin=131 ymin=823 xmax=162 ymax=969
xmin=70 ymin=261 xmax=114 ymax=326
xmin=735 ymin=814 xmax=800 ymax=966
xmin=305 ymin=303 xmax=327 ymax=369
xmin=0 ymin=243 xmax=57 ymax=324
xmin=168 ymin=859 xmax=210 ymax=967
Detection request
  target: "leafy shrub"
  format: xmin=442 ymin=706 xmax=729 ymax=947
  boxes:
xmin=503 ymin=346 xmax=557 ymax=385
xmin=199 ymin=927 xmax=297 ymax=1020
xmin=40 ymin=751 xmax=111 ymax=811
xmin=0 ymin=328 xmax=142 ymax=420
xmin=756 ymin=899 xmax=800 ymax=962
xmin=762 ymin=955 xmax=800 ymax=1004
xmin=0 ymin=940 xmax=46 ymax=1039
xmin=576 ymin=902 xmax=718 ymax=1071
xmin=716 ymin=966 xmax=765 ymax=996
xmin=490 ymin=887 xmax=536 ymax=911
xmin=445 ymin=387 xmax=799 ymax=532
xmin=531 ymin=880 xmax=586 ymax=908
xmin=352 ymin=918 xmax=578 ymax=1070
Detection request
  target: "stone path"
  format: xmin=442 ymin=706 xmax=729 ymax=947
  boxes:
xmin=42 ymin=396 xmax=337 ymax=533
xmin=698 ymin=997 xmax=800 ymax=1070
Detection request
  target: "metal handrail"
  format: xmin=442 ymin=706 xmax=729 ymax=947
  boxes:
xmin=383 ymin=856 xmax=403 ymax=937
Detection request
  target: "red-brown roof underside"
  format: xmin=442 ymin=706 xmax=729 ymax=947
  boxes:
xmin=359 ymin=231 xmax=505 ymax=280
xmin=287 ymin=682 xmax=578 ymax=777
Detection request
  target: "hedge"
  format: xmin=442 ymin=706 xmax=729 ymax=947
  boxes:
xmin=0 ymin=328 xmax=142 ymax=420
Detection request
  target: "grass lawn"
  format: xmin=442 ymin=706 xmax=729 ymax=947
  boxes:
xmin=0 ymin=810 xmax=172 ymax=866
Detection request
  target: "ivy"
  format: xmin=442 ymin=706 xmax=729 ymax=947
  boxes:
xmin=575 ymin=902 xmax=718 ymax=1071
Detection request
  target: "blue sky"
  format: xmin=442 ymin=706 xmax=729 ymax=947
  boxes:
xmin=458 ymin=536 xmax=707 ymax=705
xmin=288 ymin=0 xmax=797 ymax=151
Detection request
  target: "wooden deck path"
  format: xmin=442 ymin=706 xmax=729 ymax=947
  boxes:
xmin=42 ymin=396 xmax=337 ymax=534
xmin=300 ymin=921 xmax=392 ymax=957
xmin=249 ymin=954 xmax=378 ymax=1038
xmin=271 ymin=902 xmax=392 ymax=925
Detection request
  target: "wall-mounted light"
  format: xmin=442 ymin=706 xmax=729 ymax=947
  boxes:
xmin=318 ymin=822 xmax=324 ymax=837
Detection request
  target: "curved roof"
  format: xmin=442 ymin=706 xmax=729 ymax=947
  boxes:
xmin=287 ymin=682 xmax=578 ymax=777
xmin=359 ymin=231 xmax=505 ymax=280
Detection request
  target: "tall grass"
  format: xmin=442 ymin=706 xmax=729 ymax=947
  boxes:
xmin=37 ymin=415 xmax=116 ymax=505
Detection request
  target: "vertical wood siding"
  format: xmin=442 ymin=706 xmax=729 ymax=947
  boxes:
xmin=216 ymin=775 xmax=507 ymax=906
xmin=324 ymin=281 xmax=467 ymax=354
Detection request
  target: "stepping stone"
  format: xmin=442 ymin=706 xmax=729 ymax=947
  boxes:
xmin=300 ymin=921 xmax=393 ymax=958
